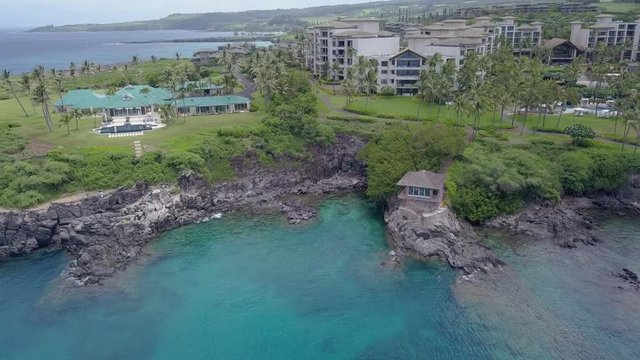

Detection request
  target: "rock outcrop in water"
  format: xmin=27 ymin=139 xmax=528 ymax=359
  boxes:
xmin=384 ymin=197 xmax=504 ymax=275
xmin=0 ymin=134 xmax=367 ymax=285
xmin=485 ymin=197 xmax=602 ymax=248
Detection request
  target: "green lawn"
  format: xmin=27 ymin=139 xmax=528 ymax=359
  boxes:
xmin=598 ymin=2 xmax=640 ymax=14
xmin=517 ymin=113 xmax=623 ymax=137
xmin=0 ymin=96 xmax=263 ymax=154
xmin=346 ymin=96 xmax=514 ymax=129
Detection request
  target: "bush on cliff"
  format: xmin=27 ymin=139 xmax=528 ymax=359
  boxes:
xmin=359 ymin=123 xmax=466 ymax=201
xmin=447 ymin=144 xmax=561 ymax=223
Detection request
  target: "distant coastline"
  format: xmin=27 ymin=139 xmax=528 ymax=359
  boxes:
xmin=124 ymin=35 xmax=278 ymax=44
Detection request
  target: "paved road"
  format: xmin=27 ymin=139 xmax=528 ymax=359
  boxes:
xmin=238 ymin=74 xmax=256 ymax=100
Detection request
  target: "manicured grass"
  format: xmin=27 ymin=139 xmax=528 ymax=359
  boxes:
xmin=598 ymin=2 xmax=640 ymax=14
xmin=346 ymin=96 xmax=514 ymax=129
xmin=0 ymin=96 xmax=263 ymax=154
xmin=517 ymin=113 xmax=622 ymax=136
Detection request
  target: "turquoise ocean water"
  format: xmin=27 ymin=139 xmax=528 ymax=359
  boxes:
xmin=1 ymin=197 xmax=639 ymax=359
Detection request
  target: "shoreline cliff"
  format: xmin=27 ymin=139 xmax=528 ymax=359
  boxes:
xmin=2 ymin=133 xmax=640 ymax=287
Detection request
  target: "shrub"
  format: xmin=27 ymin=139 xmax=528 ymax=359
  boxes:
xmin=167 ymin=152 xmax=205 ymax=172
xmin=380 ymin=86 xmax=396 ymax=96
xmin=564 ymin=123 xmax=596 ymax=146
xmin=447 ymin=144 xmax=561 ymax=223
xmin=558 ymin=151 xmax=594 ymax=195
xmin=326 ymin=115 xmax=376 ymax=123
xmin=360 ymin=123 xmax=466 ymax=201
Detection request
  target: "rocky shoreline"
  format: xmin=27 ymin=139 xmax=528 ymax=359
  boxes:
xmin=384 ymin=197 xmax=504 ymax=276
xmin=0 ymin=134 xmax=367 ymax=285
xmin=3 ymin=133 xmax=640 ymax=287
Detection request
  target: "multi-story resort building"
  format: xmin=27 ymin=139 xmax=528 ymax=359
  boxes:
xmin=305 ymin=18 xmax=400 ymax=80
xmin=305 ymin=17 xmax=543 ymax=95
xmin=570 ymin=14 xmax=640 ymax=61
xmin=498 ymin=16 xmax=543 ymax=53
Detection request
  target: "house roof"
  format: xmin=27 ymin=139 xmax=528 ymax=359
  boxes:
xmin=333 ymin=30 xmax=395 ymax=38
xmin=396 ymin=170 xmax=445 ymax=189
xmin=182 ymin=81 xmax=223 ymax=91
xmin=55 ymin=85 xmax=172 ymax=110
xmin=339 ymin=18 xmax=381 ymax=22
xmin=175 ymin=95 xmax=251 ymax=108
xmin=310 ymin=21 xmax=355 ymax=29
xmin=431 ymin=37 xmax=486 ymax=46
xmin=388 ymin=48 xmax=427 ymax=60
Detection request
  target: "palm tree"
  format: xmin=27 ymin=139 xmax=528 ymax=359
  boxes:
xmin=131 ymin=55 xmax=139 ymax=65
xmin=254 ymin=66 xmax=277 ymax=110
xmin=428 ymin=52 xmax=443 ymax=72
xmin=346 ymin=47 xmax=358 ymax=67
xmin=52 ymin=72 xmax=65 ymax=109
xmin=2 ymin=70 xmax=29 ymax=117
xmin=81 ymin=60 xmax=92 ymax=76
xmin=20 ymin=73 xmax=36 ymax=113
xmin=69 ymin=62 xmax=76 ymax=77
xmin=342 ymin=77 xmax=357 ymax=107
xmin=31 ymin=72 xmax=53 ymax=132
xmin=72 ymin=109 xmax=82 ymax=130
xmin=159 ymin=103 xmax=174 ymax=126
xmin=220 ymin=51 xmax=240 ymax=95
xmin=330 ymin=61 xmax=341 ymax=90
xmin=416 ymin=70 xmax=431 ymax=120
xmin=362 ymin=66 xmax=378 ymax=110
xmin=59 ymin=113 xmax=72 ymax=135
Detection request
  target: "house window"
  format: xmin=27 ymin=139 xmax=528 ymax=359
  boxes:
xmin=381 ymin=61 xmax=388 ymax=67
xmin=408 ymin=187 xmax=430 ymax=197
xmin=381 ymin=79 xmax=388 ymax=84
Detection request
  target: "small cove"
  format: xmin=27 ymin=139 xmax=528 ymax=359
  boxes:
xmin=0 ymin=197 xmax=639 ymax=359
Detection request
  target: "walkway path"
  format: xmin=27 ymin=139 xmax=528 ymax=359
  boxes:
xmin=0 ymin=190 xmax=114 ymax=213
xmin=108 ymin=132 xmax=144 ymax=138
xmin=238 ymin=74 xmax=256 ymax=100
xmin=133 ymin=140 xmax=143 ymax=158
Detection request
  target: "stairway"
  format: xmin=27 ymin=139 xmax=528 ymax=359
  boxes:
xmin=133 ymin=140 xmax=143 ymax=158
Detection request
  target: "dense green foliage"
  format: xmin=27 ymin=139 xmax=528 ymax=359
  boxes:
xmin=447 ymin=140 xmax=640 ymax=223
xmin=447 ymin=145 xmax=560 ymax=222
xmin=564 ymin=123 xmax=596 ymax=146
xmin=0 ymin=54 xmax=325 ymax=208
xmin=359 ymin=123 xmax=466 ymax=201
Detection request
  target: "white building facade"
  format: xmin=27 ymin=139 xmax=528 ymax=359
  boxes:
xmin=570 ymin=14 xmax=640 ymax=61
xmin=305 ymin=19 xmax=400 ymax=80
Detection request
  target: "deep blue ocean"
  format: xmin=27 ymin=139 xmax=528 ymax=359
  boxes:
xmin=1 ymin=197 xmax=639 ymax=359
xmin=0 ymin=29 xmax=270 ymax=74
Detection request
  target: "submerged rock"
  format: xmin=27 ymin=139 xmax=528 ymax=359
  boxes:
xmin=279 ymin=200 xmax=317 ymax=225
xmin=615 ymin=268 xmax=640 ymax=291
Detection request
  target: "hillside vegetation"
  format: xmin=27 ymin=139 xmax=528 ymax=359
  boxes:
xmin=30 ymin=0 xmax=471 ymax=32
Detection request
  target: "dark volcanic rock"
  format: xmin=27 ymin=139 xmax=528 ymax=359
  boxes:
xmin=0 ymin=135 xmax=367 ymax=285
xmin=385 ymin=198 xmax=504 ymax=276
xmin=485 ymin=198 xmax=601 ymax=248
xmin=615 ymin=268 xmax=640 ymax=291
xmin=280 ymin=200 xmax=317 ymax=224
